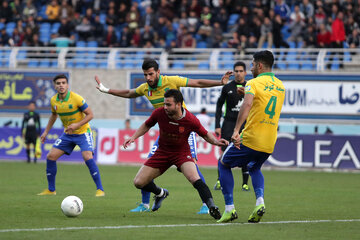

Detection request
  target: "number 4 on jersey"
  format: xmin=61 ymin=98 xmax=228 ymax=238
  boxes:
xmin=265 ymin=96 xmax=277 ymax=119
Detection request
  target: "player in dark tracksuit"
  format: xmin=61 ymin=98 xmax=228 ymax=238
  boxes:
xmin=21 ymin=101 xmax=41 ymax=163
xmin=214 ymin=61 xmax=250 ymax=191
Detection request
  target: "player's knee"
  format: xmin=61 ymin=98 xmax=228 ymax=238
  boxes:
xmin=133 ymin=177 xmax=145 ymax=189
xmin=46 ymin=152 xmax=56 ymax=161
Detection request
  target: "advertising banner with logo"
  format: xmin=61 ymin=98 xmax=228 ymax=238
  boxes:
xmin=0 ymin=71 xmax=69 ymax=113
xmin=97 ymin=129 xmax=360 ymax=169
xmin=0 ymin=127 xmax=97 ymax=162
xmin=129 ymin=73 xmax=360 ymax=119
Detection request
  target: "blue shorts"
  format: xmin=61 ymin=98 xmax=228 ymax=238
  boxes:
xmin=53 ymin=132 xmax=94 ymax=155
xmin=221 ymin=143 xmax=270 ymax=171
xmin=148 ymin=132 xmax=198 ymax=160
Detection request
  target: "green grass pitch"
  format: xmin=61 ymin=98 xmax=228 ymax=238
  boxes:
xmin=0 ymin=161 xmax=359 ymax=240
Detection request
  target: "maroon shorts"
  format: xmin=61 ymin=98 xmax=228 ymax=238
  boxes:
xmin=144 ymin=149 xmax=195 ymax=174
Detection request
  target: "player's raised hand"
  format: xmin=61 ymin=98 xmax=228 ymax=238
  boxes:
xmin=237 ymin=86 xmax=245 ymax=95
xmin=221 ymin=71 xmax=233 ymax=85
xmin=95 ymin=75 xmax=109 ymax=93
xmin=123 ymin=138 xmax=135 ymax=149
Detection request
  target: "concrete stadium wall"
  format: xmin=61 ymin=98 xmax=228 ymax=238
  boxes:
xmin=70 ymin=69 xmax=130 ymax=119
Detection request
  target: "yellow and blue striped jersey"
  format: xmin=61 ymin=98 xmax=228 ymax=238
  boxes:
xmin=135 ymin=75 xmax=188 ymax=109
xmin=50 ymin=91 xmax=91 ymax=134
xmin=242 ymin=72 xmax=285 ymax=154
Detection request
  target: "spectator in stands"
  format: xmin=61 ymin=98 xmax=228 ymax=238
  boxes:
xmin=158 ymin=0 xmax=175 ymax=21
xmin=328 ymin=11 xmax=346 ymax=69
xmin=58 ymin=17 xmax=73 ymax=38
xmin=314 ymin=6 xmax=326 ymax=28
xmin=272 ymin=14 xmax=290 ymax=49
xmin=211 ymin=22 xmax=223 ymax=48
xmin=10 ymin=28 xmax=24 ymax=46
xmin=317 ymin=23 xmax=331 ymax=48
xmin=347 ymin=28 xmax=360 ymax=49
xmin=197 ymin=19 xmax=213 ymax=46
xmin=49 ymin=33 xmax=75 ymax=48
xmin=141 ymin=6 xmax=157 ymax=28
xmin=117 ymin=3 xmax=128 ymax=27
xmin=0 ymin=28 xmax=10 ymax=46
xmin=22 ymin=1 xmax=37 ymax=21
xmin=30 ymin=33 xmax=44 ymax=49
xmin=84 ymin=8 xmax=95 ymax=25
xmin=188 ymin=0 xmax=202 ymax=17
xmin=201 ymin=6 xmax=212 ymax=22
xmin=181 ymin=32 xmax=196 ymax=48
xmin=235 ymin=18 xmax=250 ymax=38
xmin=258 ymin=17 xmax=273 ymax=48
xmin=102 ymin=25 xmax=117 ymax=47
xmin=187 ymin=11 xmax=199 ymax=35
xmin=178 ymin=11 xmax=188 ymax=28
xmin=290 ymin=5 xmax=305 ymax=22
xmin=59 ymin=0 xmax=74 ymax=19
xmin=10 ymin=0 xmax=23 ymax=22
xmin=345 ymin=15 xmax=359 ymax=37
xmin=141 ymin=25 xmax=155 ymax=47
xmin=240 ymin=6 xmax=252 ymax=25
xmin=303 ymin=24 xmax=317 ymax=48
xmin=23 ymin=26 xmax=34 ymax=46
xmin=227 ymin=32 xmax=240 ymax=49
xmin=212 ymin=7 xmax=228 ymax=32
xmin=300 ymin=0 xmax=314 ymax=19
xmin=75 ymin=17 xmax=92 ymax=41
xmin=250 ymin=17 xmax=261 ymax=42
xmin=46 ymin=0 xmax=60 ymax=22
xmin=0 ymin=1 xmax=13 ymax=23
xmin=92 ymin=15 xmax=104 ymax=45
xmin=288 ymin=13 xmax=306 ymax=47
xmin=106 ymin=7 xmax=117 ymax=26
xmin=16 ymin=20 xmax=25 ymax=35
xmin=126 ymin=5 xmax=140 ymax=31
xmin=130 ymin=27 xmax=141 ymax=47
xmin=119 ymin=26 xmax=131 ymax=47
xmin=274 ymin=0 xmax=291 ymax=21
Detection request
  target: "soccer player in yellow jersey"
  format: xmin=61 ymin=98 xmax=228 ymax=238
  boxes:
xmin=217 ymin=50 xmax=285 ymax=223
xmin=38 ymin=74 xmax=105 ymax=197
xmin=95 ymin=58 xmax=231 ymax=213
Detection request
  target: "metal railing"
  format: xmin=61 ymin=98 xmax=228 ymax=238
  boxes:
xmin=0 ymin=46 xmax=359 ymax=71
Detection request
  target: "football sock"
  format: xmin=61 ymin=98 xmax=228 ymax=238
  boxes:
xmin=141 ymin=189 xmax=151 ymax=204
xmin=46 ymin=159 xmax=57 ymax=191
xmin=193 ymin=179 xmax=215 ymax=208
xmin=196 ymin=164 xmax=206 ymax=183
xmin=225 ymin=204 xmax=235 ymax=212
xmin=256 ymin=197 xmax=264 ymax=206
xmin=142 ymin=181 xmax=162 ymax=195
xmin=26 ymin=149 xmax=30 ymax=162
xmin=85 ymin=159 xmax=104 ymax=191
xmin=218 ymin=160 xmax=234 ymax=205
xmin=250 ymin=169 xmax=265 ymax=199
xmin=242 ymin=167 xmax=250 ymax=185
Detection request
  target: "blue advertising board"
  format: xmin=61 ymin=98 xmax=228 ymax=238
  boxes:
xmin=0 ymin=71 xmax=69 ymax=113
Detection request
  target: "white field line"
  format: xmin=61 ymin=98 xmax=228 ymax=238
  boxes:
xmin=1 ymin=219 xmax=360 ymax=233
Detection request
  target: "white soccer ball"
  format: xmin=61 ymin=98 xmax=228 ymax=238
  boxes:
xmin=61 ymin=196 xmax=83 ymax=217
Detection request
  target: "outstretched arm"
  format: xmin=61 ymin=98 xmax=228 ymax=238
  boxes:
xmin=123 ymin=122 xmax=151 ymax=149
xmin=202 ymin=132 xmax=229 ymax=147
xmin=95 ymin=75 xmax=139 ymax=98
xmin=187 ymin=71 xmax=233 ymax=88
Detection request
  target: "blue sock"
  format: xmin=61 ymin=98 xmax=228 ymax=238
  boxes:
xmin=196 ymin=164 xmax=206 ymax=183
xmin=46 ymin=159 xmax=57 ymax=191
xmin=250 ymin=169 xmax=264 ymax=199
xmin=218 ymin=161 xmax=234 ymax=205
xmin=85 ymin=159 xmax=104 ymax=191
xmin=141 ymin=189 xmax=151 ymax=204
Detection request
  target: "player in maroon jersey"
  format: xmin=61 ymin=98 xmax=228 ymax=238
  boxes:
xmin=123 ymin=89 xmax=228 ymax=219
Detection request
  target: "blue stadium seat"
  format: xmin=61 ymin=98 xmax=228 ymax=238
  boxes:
xmin=301 ymin=60 xmax=314 ymax=70
xmin=227 ymin=14 xmax=240 ymax=27
xmin=51 ymin=60 xmax=58 ymax=68
xmin=99 ymin=13 xmax=106 ymax=24
xmin=196 ymin=41 xmax=207 ymax=48
xmin=99 ymin=62 xmax=108 ymax=69
xmin=87 ymin=41 xmax=98 ymax=48
xmin=331 ymin=57 xmax=340 ymax=71
xmin=51 ymin=22 xmax=61 ymax=34
xmin=17 ymin=50 xmax=27 ymax=60
xmin=171 ymin=62 xmax=185 ymax=69
xmin=6 ymin=22 xmax=16 ymax=29
xmin=123 ymin=62 xmax=134 ymax=69
xmin=198 ymin=62 xmax=209 ymax=70
xmin=39 ymin=6 xmax=48 ymax=20
xmin=28 ymin=60 xmax=39 ymax=68
xmin=39 ymin=60 xmax=50 ymax=68
xmin=86 ymin=62 xmax=97 ymax=68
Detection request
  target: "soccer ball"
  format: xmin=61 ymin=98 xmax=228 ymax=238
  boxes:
xmin=61 ymin=196 xmax=83 ymax=217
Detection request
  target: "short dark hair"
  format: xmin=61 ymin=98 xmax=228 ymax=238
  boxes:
xmin=29 ymin=100 xmax=36 ymax=105
xmin=53 ymin=74 xmax=68 ymax=83
xmin=233 ymin=61 xmax=246 ymax=71
xmin=253 ymin=50 xmax=274 ymax=68
xmin=142 ymin=58 xmax=159 ymax=71
xmin=164 ymin=89 xmax=183 ymax=105
xmin=201 ymin=107 xmax=206 ymax=113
